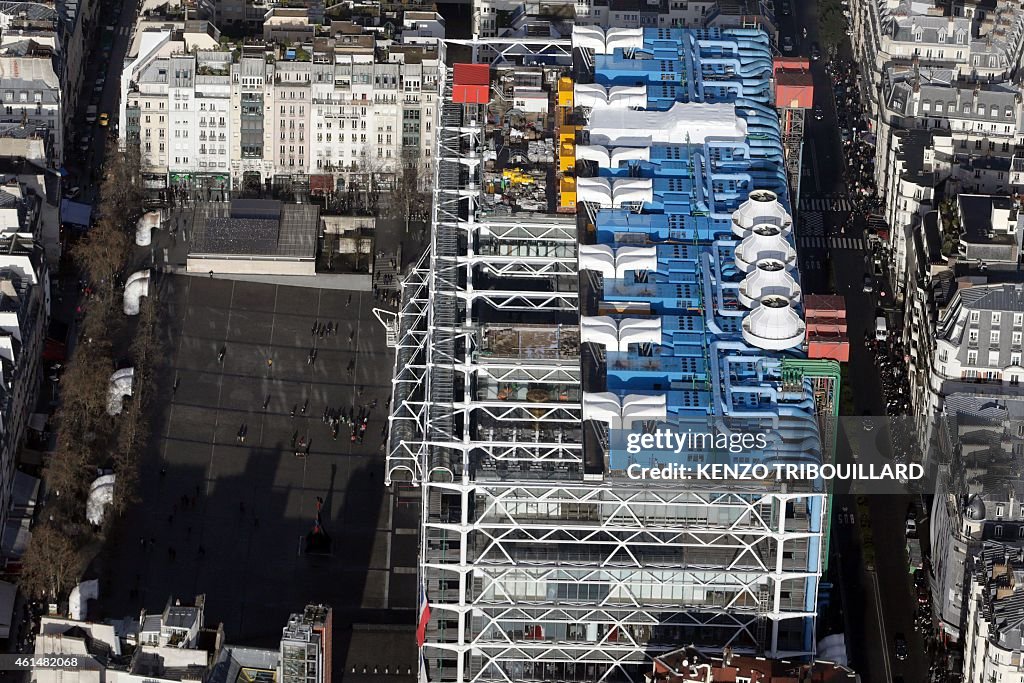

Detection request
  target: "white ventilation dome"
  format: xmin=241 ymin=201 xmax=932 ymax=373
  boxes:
xmin=572 ymin=26 xmax=607 ymax=53
xmin=734 ymin=230 xmax=797 ymax=272
xmin=621 ymin=393 xmax=667 ymax=429
xmin=605 ymin=27 xmax=644 ymax=52
xmin=619 ymin=317 xmax=662 ymax=348
xmin=731 ymin=191 xmax=793 ymax=237
xmin=738 ymin=260 xmax=802 ymax=308
xmin=579 ymin=244 xmax=615 ymax=277
xmin=577 ymin=177 xmax=613 ymax=206
xmin=742 ymin=296 xmax=806 ymax=350
xmin=581 ymin=316 xmax=619 ymax=350
xmin=582 ymin=392 xmax=622 ymax=429
xmin=615 ymin=245 xmax=658 ymax=277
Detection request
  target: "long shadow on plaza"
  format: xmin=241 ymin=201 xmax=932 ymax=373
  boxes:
xmin=88 ymin=274 xmax=395 ymax=673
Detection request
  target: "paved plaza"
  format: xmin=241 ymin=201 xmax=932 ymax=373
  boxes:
xmin=92 ymin=275 xmax=418 ymax=666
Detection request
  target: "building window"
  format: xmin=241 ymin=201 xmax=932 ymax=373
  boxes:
xmin=968 ymin=350 xmax=978 ymax=365
xmin=969 ymin=330 xmax=979 ymax=343
xmin=1014 ymin=332 xmax=1022 ymax=345
xmin=996 ymin=525 xmax=1004 ymax=538
xmin=971 ymin=311 xmax=980 ymax=323
xmin=992 ymin=331 xmax=1001 ymax=344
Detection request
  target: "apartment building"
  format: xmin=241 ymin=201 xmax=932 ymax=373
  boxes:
xmin=198 ymin=0 xmax=324 ymax=35
xmin=880 ymin=129 xmax=952 ymax=303
xmin=964 ymin=542 xmax=1024 ymax=683
xmin=929 ymin=283 xmax=1024 ymax=405
xmin=122 ymin=17 xmax=443 ymax=195
xmin=930 ymin=396 xmax=1024 ymax=641
xmin=0 ymin=174 xmax=48 ymax=537
xmin=476 ymin=0 xmax=771 ymax=36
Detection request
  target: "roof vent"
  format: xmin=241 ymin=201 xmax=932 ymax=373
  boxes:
xmin=734 ymin=229 xmax=797 ymax=272
xmin=741 ymin=296 xmax=805 ymax=350
xmin=738 ymin=259 xmax=802 ymax=308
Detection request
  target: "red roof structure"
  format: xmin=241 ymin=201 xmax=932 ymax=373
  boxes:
xmin=773 ymin=58 xmax=814 ymax=109
xmin=804 ymin=294 xmax=850 ymax=362
xmin=452 ymin=63 xmax=490 ymax=104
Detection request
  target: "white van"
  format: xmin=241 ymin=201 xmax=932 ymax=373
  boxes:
xmin=875 ymin=316 xmax=888 ymax=341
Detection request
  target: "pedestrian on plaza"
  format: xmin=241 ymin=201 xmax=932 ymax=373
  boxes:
xmin=263 ymin=395 xmax=271 ymax=410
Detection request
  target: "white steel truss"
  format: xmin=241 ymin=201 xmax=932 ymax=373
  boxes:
xmin=384 ymin=62 xmax=826 ymax=683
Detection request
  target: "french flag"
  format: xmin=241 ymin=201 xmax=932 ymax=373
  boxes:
xmin=416 ymin=581 xmax=431 ymax=647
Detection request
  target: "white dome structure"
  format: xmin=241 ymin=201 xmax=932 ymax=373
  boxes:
xmin=731 ymin=191 xmax=793 ymax=237
xmin=741 ymin=295 xmax=806 ymax=350
xmin=734 ymin=229 xmax=797 ymax=272
xmin=738 ymin=260 xmax=802 ymax=308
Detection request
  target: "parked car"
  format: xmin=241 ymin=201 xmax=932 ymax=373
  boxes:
xmin=782 ymin=36 xmax=794 ymax=52
xmin=810 ymin=42 xmax=821 ymax=60
xmin=905 ymin=518 xmax=917 ymax=538
xmin=894 ymin=635 xmax=909 ymax=661
xmin=863 ymin=274 xmax=875 ymax=293
xmin=813 ymin=105 xmax=824 ymax=120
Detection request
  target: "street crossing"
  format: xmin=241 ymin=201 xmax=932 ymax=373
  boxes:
xmin=798 ymin=236 xmax=865 ymax=250
xmin=800 ymin=212 xmax=825 ymax=236
xmin=799 ymin=197 xmax=858 ymax=212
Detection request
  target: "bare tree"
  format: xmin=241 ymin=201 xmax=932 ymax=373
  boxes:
xmin=391 ymin=150 xmax=431 ymax=236
xmin=100 ymin=138 xmax=144 ymax=214
xmin=19 ymin=522 xmax=87 ymax=601
xmin=72 ymin=219 xmax=129 ymax=299
xmin=111 ymin=295 xmax=160 ymax=513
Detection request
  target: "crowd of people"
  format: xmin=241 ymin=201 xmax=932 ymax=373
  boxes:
xmin=864 ymin=332 xmax=911 ymax=416
xmin=827 ymin=58 xmax=883 ymax=217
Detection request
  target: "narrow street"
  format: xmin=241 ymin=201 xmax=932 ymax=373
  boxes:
xmin=789 ymin=4 xmax=931 ymax=683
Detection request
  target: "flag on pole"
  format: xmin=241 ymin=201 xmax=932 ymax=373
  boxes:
xmin=416 ymin=580 xmax=431 ymax=647
xmin=419 ymin=650 xmax=430 ymax=683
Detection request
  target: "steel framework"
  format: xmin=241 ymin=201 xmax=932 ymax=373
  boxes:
xmin=384 ymin=38 xmax=830 ymax=683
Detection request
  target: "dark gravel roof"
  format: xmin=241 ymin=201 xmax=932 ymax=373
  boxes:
xmin=189 ymin=200 xmax=318 ymax=258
